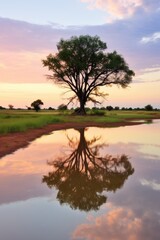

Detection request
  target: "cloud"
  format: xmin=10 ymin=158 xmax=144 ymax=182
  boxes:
xmin=140 ymin=179 xmax=160 ymax=191
xmin=0 ymin=13 xmax=160 ymax=85
xmin=81 ymin=0 xmax=160 ymax=21
xmin=142 ymin=66 xmax=160 ymax=73
xmin=134 ymin=66 xmax=160 ymax=83
xmin=72 ymin=207 xmax=160 ymax=240
xmin=141 ymin=32 xmax=160 ymax=43
xmin=0 ymin=17 xmax=80 ymax=83
xmin=0 ymin=17 xmax=85 ymax=53
xmin=0 ymin=17 xmax=70 ymax=52
xmin=73 ymin=207 xmax=141 ymax=240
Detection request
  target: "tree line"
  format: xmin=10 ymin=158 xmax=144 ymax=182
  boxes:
xmin=0 ymin=104 xmax=159 ymax=111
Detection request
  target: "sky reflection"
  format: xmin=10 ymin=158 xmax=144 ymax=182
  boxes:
xmin=0 ymin=121 xmax=160 ymax=240
xmin=72 ymin=204 xmax=160 ymax=240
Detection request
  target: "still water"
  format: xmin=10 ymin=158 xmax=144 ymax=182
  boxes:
xmin=0 ymin=121 xmax=160 ymax=240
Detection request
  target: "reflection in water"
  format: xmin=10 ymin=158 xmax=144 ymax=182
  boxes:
xmin=43 ymin=128 xmax=134 ymax=211
xmin=0 ymin=123 xmax=160 ymax=240
xmin=73 ymin=206 xmax=160 ymax=240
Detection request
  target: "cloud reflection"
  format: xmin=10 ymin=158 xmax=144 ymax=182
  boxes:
xmin=140 ymin=179 xmax=160 ymax=191
xmin=72 ymin=206 xmax=160 ymax=240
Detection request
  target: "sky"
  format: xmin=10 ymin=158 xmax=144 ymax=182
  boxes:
xmin=0 ymin=0 xmax=160 ymax=109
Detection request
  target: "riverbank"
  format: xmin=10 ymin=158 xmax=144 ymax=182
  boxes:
xmin=0 ymin=120 xmax=152 ymax=158
xmin=1 ymin=109 xmax=160 ymax=158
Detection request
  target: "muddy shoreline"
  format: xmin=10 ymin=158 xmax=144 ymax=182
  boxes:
xmin=0 ymin=120 xmax=154 ymax=158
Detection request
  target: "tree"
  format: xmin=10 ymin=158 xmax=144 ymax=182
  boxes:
xmin=42 ymin=35 xmax=134 ymax=115
xmin=8 ymin=104 xmax=14 ymax=110
xmin=31 ymin=99 xmax=43 ymax=112
xmin=0 ymin=106 xmax=6 ymax=110
xmin=145 ymin=104 xmax=153 ymax=111
xmin=48 ymin=107 xmax=55 ymax=110
xmin=106 ymin=105 xmax=113 ymax=111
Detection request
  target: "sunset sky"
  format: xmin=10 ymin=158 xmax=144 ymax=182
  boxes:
xmin=0 ymin=0 xmax=160 ymax=109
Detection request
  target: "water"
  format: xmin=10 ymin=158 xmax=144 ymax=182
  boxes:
xmin=0 ymin=121 xmax=160 ymax=240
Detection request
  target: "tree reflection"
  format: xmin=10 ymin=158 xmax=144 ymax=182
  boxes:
xmin=43 ymin=128 xmax=134 ymax=211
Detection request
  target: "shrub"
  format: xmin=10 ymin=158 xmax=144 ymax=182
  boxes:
xmin=145 ymin=104 xmax=153 ymax=111
xmin=58 ymin=104 xmax=67 ymax=110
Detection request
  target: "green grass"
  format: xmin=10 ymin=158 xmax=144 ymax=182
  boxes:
xmin=0 ymin=109 xmax=160 ymax=134
xmin=0 ymin=111 xmax=63 ymax=134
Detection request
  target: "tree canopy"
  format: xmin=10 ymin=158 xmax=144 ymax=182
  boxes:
xmin=31 ymin=99 xmax=43 ymax=112
xmin=42 ymin=35 xmax=135 ymax=115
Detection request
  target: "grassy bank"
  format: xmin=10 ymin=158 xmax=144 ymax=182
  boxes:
xmin=0 ymin=109 xmax=160 ymax=134
xmin=0 ymin=111 xmax=63 ymax=134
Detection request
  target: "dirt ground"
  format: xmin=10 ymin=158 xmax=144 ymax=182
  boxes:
xmin=0 ymin=120 xmax=153 ymax=158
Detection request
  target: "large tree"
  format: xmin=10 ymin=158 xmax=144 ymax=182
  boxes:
xmin=42 ymin=35 xmax=134 ymax=115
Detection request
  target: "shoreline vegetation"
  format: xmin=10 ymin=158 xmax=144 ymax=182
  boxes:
xmin=0 ymin=109 xmax=160 ymax=158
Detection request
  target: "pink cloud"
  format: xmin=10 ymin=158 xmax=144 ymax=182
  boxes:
xmin=73 ymin=206 xmax=160 ymax=240
xmin=0 ymin=17 xmax=80 ymax=84
xmin=81 ymin=0 xmax=159 ymax=21
xmin=73 ymin=207 xmax=141 ymax=239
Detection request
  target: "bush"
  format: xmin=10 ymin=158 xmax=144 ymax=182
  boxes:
xmin=106 ymin=106 xmax=113 ymax=111
xmin=0 ymin=106 xmax=6 ymax=110
xmin=145 ymin=104 xmax=153 ymax=111
xmin=90 ymin=109 xmax=105 ymax=116
xmin=58 ymin=104 xmax=67 ymax=110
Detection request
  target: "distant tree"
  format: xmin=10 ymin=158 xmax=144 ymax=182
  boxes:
xmin=0 ymin=106 xmax=6 ymax=110
xmin=31 ymin=99 xmax=43 ymax=112
xmin=106 ymin=106 xmax=113 ymax=111
xmin=42 ymin=35 xmax=134 ymax=115
xmin=26 ymin=106 xmax=31 ymax=110
xmin=145 ymin=104 xmax=153 ymax=111
xmin=8 ymin=104 xmax=14 ymax=110
xmin=114 ymin=106 xmax=119 ymax=110
xmin=48 ymin=107 xmax=55 ymax=110
xmin=58 ymin=104 xmax=67 ymax=110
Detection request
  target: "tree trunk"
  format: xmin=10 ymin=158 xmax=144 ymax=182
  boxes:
xmin=75 ymin=100 xmax=86 ymax=115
